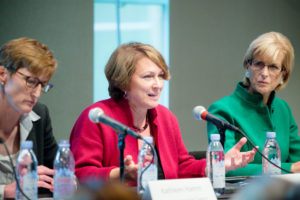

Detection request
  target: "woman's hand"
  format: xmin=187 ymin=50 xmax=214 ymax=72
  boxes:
xmin=4 ymin=181 xmax=16 ymax=199
xmin=225 ymin=137 xmax=257 ymax=172
xmin=124 ymin=155 xmax=138 ymax=182
xmin=291 ymin=161 xmax=300 ymax=173
xmin=37 ymin=165 xmax=55 ymax=192
xmin=4 ymin=165 xmax=55 ymax=198
xmin=109 ymin=155 xmax=138 ymax=183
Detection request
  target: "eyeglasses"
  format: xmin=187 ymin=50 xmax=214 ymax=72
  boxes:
xmin=16 ymin=71 xmax=53 ymax=93
xmin=250 ymin=59 xmax=284 ymax=75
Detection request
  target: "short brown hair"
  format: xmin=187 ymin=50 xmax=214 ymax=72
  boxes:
xmin=0 ymin=37 xmax=57 ymax=78
xmin=105 ymin=42 xmax=170 ymax=101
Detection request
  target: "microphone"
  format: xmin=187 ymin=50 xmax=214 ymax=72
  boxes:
xmin=193 ymin=106 xmax=239 ymax=132
xmin=89 ymin=107 xmax=142 ymax=139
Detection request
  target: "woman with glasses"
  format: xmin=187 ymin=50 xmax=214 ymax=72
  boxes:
xmin=207 ymin=32 xmax=300 ymax=176
xmin=0 ymin=37 xmax=58 ymax=198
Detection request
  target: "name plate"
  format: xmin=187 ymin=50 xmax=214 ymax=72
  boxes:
xmin=145 ymin=178 xmax=217 ymax=200
xmin=273 ymin=173 xmax=300 ymax=183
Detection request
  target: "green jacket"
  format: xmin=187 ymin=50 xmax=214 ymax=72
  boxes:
xmin=207 ymin=82 xmax=300 ymax=176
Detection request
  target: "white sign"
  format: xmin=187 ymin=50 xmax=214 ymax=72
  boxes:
xmin=145 ymin=178 xmax=217 ymax=200
xmin=273 ymin=173 xmax=300 ymax=183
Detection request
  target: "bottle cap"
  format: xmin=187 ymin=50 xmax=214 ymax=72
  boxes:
xmin=59 ymin=140 xmax=70 ymax=148
xmin=143 ymin=136 xmax=153 ymax=144
xmin=21 ymin=141 xmax=33 ymax=149
xmin=266 ymin=132 xmax=276 ymax=139
xmin=210 ymin=134 xmax=220 ymax=141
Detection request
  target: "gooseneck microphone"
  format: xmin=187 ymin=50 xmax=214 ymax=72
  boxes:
xmin=88 ymin=107 xmax=154 ymax=183
xmin=193 ymin=105 xmax=291 ymax=174
xmin=193 ymin=106 xmax=239 ymax=132
xmin=89 ymin=107 xmax=142 ymax=139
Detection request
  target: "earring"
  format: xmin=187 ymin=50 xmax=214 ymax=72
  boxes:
xmin=280 ymin=78 xmax=284 ymax=85
xmin=245 ymin=71 xmax=250 ymax=78
xmin=123 ymin=91 xmax=128 ymax=99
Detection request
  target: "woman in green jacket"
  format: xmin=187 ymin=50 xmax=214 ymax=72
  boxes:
xmin=207 ymin=32 xmax=300 ymax=176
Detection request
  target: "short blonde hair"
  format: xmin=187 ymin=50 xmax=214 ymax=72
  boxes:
xmin=0 ymin=37 xmax=57 ymax=78
xmin=105 ymin=42 xmax=170 ymax=101
xmin=243 ymin=32 xmax=294 ymax=90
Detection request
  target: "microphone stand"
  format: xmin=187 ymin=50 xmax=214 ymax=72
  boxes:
xmin=217 ymin=126 xmax=226 ymax=147
xmin=118 ymin=131 xmax=127 ymax=183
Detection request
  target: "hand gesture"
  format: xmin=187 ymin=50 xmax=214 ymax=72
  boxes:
xmin=225 ymin=137 xmax=257 ymax=171
xmin=124 ymin=155 xmax=138 ymax=182
xmin=109 ymin=155 xmax=138 ymax=183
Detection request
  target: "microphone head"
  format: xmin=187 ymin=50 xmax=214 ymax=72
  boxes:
xmin=89 ymin=107 xmax=104 ymax=123
xmin=193 ymin=106 xmax=206 ymax=120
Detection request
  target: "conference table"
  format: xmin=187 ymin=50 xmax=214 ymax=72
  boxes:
xmin=36 ymin=174 xmax=300 ymax=200
xmin=217 ymin=176 xmax=249 ymax=199
xmin=219 ymin=173 xmax=300 ymax=200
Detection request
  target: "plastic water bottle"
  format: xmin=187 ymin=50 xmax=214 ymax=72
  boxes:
xmin=137 ymin=136 xmax=158 ymax=195
xmin=16 ymin=140 xmax=38 ymax=200
xmin=262 ymin=132 xmax=281 ymax=175
xmin=54 ymin=140 xmax=75 ymax=200
xmin=206 ymin=134 xmax=225 ymax=196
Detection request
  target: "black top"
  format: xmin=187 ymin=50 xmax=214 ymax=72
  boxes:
xmin=28 ymin=102 xmax=58 ymax=195
xmin=155 ymin=147 xmax=165 ymax=180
